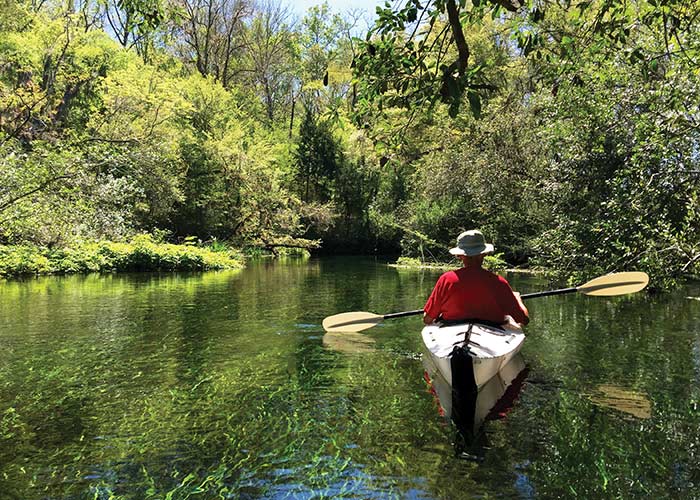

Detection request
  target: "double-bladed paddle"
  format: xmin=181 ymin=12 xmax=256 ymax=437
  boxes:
xmin=322 ymin=271 xmax=649 ymax=333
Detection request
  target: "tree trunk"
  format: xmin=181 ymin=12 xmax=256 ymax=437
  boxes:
xmin=289 ymin=93 xmax=296 ymax=138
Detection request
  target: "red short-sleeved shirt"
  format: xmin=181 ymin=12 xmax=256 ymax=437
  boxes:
xmin=423 ymin=266 xmax=528 ymax=324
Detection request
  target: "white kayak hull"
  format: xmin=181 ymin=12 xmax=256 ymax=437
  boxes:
xmin=421 ymin=322 xmax=526 ymax=431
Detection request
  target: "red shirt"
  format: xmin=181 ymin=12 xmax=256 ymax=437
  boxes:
xmin=423 ymin=266 xmax=528 ymax=324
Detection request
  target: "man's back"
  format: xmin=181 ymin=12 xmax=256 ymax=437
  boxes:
xmin=424 ymin=266 xmax=528 ymax=324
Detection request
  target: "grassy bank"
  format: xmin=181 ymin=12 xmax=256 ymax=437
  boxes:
xmin=389 ymin=255 xmax=509 ymax=272
xmin=0 ymin=235 xmax=244 ymax=278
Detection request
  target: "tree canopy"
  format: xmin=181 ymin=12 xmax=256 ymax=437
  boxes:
xmin=0 ymin=0 xmax=698 ymax=287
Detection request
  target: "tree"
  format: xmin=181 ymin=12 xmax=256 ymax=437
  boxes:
xmin=98 ymin=0 xmax=167 ymax=60
xmin=526 ymin=45 xmax=700 ymax=287
xmin=297 ymin=2 xmax=357 ymax=124
xmin=293 ymin=108 xmax=340 ymax=203
xmin=172 ymin=0 xmax=250 ymax=87
xmin=239 ymin=0 xmax=298 ymax=124
xmin=353 ymin=0 xmax=700 ymax=120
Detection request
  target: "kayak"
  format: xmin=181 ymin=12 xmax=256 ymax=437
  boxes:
xmin=421 ymin=321 xmax=526 ymax=434
xmin=422 ymin=321 xmax=525 ymax=389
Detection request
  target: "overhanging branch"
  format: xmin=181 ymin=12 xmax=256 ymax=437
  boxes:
xmin=0 ymin=175 xmax=73 ymax=213
xmin=445 ymin=0 xmax=470 ymax=76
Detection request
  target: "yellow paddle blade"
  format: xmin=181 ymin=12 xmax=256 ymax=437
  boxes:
xmin=578 ymin=272 xmax=649 ymax=296
xmin=322 ymin=311 xmax=383 ymax=332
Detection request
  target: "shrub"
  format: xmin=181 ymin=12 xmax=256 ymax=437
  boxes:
xmin=393 ymin=253 xmax=507 ymax=272
xmin=0 ymin=236 xmax=244 ymax=278
xmin=0 ymin=246 xmax=51 ymax=276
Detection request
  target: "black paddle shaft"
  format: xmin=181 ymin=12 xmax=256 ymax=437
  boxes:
xmin=383 ymin=309 xmax=424 ymax=319
xmin=520 ymin=287 xmax=578 ymax=300
xmin=382 ymin=287 xmax=577 ymax=320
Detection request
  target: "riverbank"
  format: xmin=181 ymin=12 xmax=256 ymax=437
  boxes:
xmin=0 ymin=235 xmax=245 ymax=278
xmin=388 ymin=255 xmax=513 ymax=273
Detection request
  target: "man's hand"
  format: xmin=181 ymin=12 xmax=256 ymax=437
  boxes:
xmin=503 ymin=315 xmax=524 ymax=331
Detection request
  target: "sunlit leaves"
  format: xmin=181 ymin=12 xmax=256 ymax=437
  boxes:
xmin=526 ymin=51 xmax=700 ymax=287
xmin=353 ymin=1 xmax=479 ymax=124
xmin=355 ymin=0 xmax=700 ymax=130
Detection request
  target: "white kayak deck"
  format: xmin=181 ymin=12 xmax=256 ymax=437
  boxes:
xmin=422 ymin=322 xmax=526 ymax=388
xmin=422 ymin=322 xmax=525 ymax=359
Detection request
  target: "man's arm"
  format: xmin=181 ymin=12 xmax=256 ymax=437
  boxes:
xmin=496 ymin=276 xmax=529 ymax=326
xmin=423 ymin=274 xmax=446 ymax=325
xmin=512 ymin=291 xmax=530 ymax=326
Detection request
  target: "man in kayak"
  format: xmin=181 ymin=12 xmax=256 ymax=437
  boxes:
xmin=422 ymin=230 xmax=529 ymax=327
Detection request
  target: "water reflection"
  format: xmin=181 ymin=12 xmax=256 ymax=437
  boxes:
xmin=0 ymin=259 xmax=698 ymax=499
xmin=322 ymin=331 xmax=377 ymax=354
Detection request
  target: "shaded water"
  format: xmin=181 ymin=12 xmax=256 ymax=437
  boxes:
xmin=1 ymin=257 xmax=699 ymax=499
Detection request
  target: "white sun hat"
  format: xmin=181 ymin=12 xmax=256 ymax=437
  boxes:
xmin=448 ymin=230 xmax=495 ymax=256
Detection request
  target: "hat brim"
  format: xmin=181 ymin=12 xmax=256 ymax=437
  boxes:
xmin=449 ymin=243 xmax=494 ymax=256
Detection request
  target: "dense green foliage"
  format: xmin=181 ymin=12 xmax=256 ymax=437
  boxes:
xmin=0 ymin=1 xmax=354 ymax=256
xmin=0 ymin=234 xmax=243 ymax=276
xmin=0 ymin=0 xmax=698 ymax=287
xmin=352 ymin=0 xmax=700 ymax=289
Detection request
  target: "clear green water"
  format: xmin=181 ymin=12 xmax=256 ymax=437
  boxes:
xmin=1 ymin=257 xmax=699 ymax=499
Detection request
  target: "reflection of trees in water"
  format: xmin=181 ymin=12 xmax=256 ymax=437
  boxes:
xmin=524 ymin=282 xmax=698 ymax=395
xmin=505 ymin=280 xmax=700 ymax=497
xmin=513 ymin=383 xmax=700 ymax=498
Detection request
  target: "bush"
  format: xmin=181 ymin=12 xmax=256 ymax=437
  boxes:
xmin=393 ymin=253 xmax=507 ymax=272
xmin=484 ymin=254 xmax=508 ymax=272
xmin=0 ymin=236 xmax=245 ymax=278
xmin=0 ymin=246 xmax=51 ymax=276
xmin=395 ymin=256 xmax=424 ymax=267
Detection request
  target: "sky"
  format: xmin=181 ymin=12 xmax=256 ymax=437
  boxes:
xmin=290 ymin=0 xmax=386 ymax=21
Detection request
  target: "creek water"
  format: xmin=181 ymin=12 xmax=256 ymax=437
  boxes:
xmin=1 ymin=257 xmax=699 ymax=499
